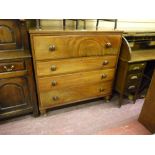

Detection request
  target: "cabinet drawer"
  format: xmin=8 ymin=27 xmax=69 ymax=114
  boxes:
xmin=39 ymin=81 xmax=113 ymax=108
xmin=127 ymin=73 xmax=143 ymax=83
xmin=36 ymin=56 xmax=117 ymax=76
xmin=0 ymin=61 xmax=25 ymax=73
xmin=38 ymin=68 xmax=115 ymax=91
xmin=33 ymin=35 xmax=121 ymax=60
xmin=128 ymin=62 xmax=146 ymax=72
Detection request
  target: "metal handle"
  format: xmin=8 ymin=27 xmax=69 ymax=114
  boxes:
xmin=99 ymin=88 xmax=105 ymax=92
xmin=128 ymin=85 xmax=136 ymax=90
xmin=52 ymin=96 xmax=59 ymax=101
xmin=49 ymin=45 xmax=56 ymax=51
xmin=133 ymin=66 xmax=140 ymax=70
xmin=130 ymin=75 xmax=138 ymax=80
xmin=105 ymin=42 xmax=112 ymax=48
xmin=51 ymin=80 xmax=57 ymax=86
xmin=51 ymin=65 xmax=57 ymax=71
xmin=101 ymin=73 xmax=107 ymax=79
xmin=103 ymin=60 xmax=109 ymax=65
xmin=3 ymin=65 xmax=15 ymax=72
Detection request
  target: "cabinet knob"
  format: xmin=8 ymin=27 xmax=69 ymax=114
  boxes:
xmin=3 ymin=65 xmax=15 ymax=72
xmin=49 ymin=45 xmax=56 ymax=51
xmin=105 ymin=42 xmax=112 ymax=48
xmin=51 ymin=80 xmax=57 ymax=86
xmin=52 ymin=96 xmax=59 ymax=101
xmin=99 ymin=88 xmax=105 ymax=92
xmin=101 ymin=73 xmax=107 ymax=79
xmin=128 ymin=85 xmax=136 ymax=90
xmin=51 ymin=65 xmax=57 ymax=71
xmin=103 ymin=60 xmax=109 ymax=65
xmin=130 ymin=75 xmax=138 ymax=80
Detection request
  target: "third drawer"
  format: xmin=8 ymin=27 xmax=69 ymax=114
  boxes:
xmin=38 ymin=68 xmax=115 ymax=91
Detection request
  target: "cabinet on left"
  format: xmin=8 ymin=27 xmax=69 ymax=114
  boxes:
xmin=0 ymin=19 xmax=38 ymax=120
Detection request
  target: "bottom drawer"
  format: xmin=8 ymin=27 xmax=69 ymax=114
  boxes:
xmin=39 ymin=81 xmax=113 ymax=108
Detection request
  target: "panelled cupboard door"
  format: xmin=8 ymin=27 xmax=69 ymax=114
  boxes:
xmin=0 ymin=20 xmax=22 ymax=50
xmin=0 ymin=77 xmax=31 ymax=115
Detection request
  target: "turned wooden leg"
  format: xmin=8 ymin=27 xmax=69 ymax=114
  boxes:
xmin=40 ymin=109 xmax=47 ymax=116
xmin=105 ymin=96 xmax=111 ymax=103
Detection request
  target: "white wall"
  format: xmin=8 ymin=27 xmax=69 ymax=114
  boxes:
xmin=40 ymin=19 xmax=155 ymax=31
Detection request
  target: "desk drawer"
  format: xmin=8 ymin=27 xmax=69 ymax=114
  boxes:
xmin=128 ymin=62 xmax=146 ymax=73
xmin=33 ymin=35 xmax=121 ymax=60
xmin=38 ymin=68 xmax=115 ymax=91
xmin=127 ymin=73 xmax=143 ymax=83
xmin=39 ymin=81 xmax=113 ymax=108
xmin=36 ymin=56 xmax=117 ymax=76
xmin=0 ymin=61 xmax=25 ymax=73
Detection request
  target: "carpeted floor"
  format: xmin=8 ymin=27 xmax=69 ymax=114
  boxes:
xmin=0 ymin=95 xmax=147 ymax=135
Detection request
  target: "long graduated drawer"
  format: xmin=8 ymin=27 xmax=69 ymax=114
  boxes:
xmin=39 ymin=81 xmax=113 ymax=109
xmin=36 ymin=56 xmax=117 ymax=76
xmin=38 ymin=68 xmax=115 ymax=91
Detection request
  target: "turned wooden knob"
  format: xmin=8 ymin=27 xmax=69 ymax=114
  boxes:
xmin=51 ymin=65 xmax=57 ymax=71
xmin=49 ymin=45 xmax=56 ymax=51
xmin=105 ymin=42 xmax=112 ymax=48
xmin=103 ymin=60 xmax=109 ymax=65
xmin=101 ymin=73 xmax=107 ymax=79
xmin=52 ymin=96 xmax=59 ymax=101
xmin=99 ymin=88 xmax=105 ymax=92
xmin=51 ymin=80 xmax=57 ymax=86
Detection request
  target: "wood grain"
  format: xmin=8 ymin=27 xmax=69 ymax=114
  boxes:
xmin=36 ymin=56 xmax=117 ymax=76
xmin=38 ymin=68 xmax=115 ymax=91
xmin=39 ymin=81 xmax=113 ymax=108
xmin=33 ymin=35 xmax=121 ymax=60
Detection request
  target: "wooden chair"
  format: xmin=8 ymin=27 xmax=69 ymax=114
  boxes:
xmin=63 ymin=19 xmax=86 ymax=30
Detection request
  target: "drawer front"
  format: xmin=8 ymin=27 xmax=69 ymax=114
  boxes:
xmin=39 ymin=81 xmax=113 ymax=108
xmin=128 ymin=62 xmax=146 ymax=72
xmin=36 ymin=56 xmax=117 ymax=76
xmin=127 ymin=73 xmax=143 ymax=83
xmin=126 ymin=84 xmax=137 ymax=93
xmin=0 ymin=61 xmax=25 ymax=73
xmin=33 ymin=35 xmax=121 ymax=60
xmin=38 ymin=68 xmax=115 ymax=91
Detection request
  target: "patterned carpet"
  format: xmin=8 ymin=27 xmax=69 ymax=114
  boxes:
xmin=0 ymin=95 xmax=146 ymax=135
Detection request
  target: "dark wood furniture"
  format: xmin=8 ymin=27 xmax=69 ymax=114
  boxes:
xmin=0 ymin=19 xmax=38 ymax=120
xmin=139 ymin=69 xmax=155 ymax=133
xmin=115 ymin=31 xmax=155 ymax=107
xmin=29 ymin=28 xmax=122 ymax=114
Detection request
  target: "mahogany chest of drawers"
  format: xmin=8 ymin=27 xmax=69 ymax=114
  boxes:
xmin=29 ymin=30 xmax=122 ymax=114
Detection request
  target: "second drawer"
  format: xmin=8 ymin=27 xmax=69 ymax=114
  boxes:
xmin=36 ymin=56 xmax=117 ymax=76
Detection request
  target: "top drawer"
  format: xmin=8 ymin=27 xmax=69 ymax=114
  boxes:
xmin=32 ymin=35 xmax=121 ymax=60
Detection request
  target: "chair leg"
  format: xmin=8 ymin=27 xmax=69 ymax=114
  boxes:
xmin=63 ymin=19 xmax=66 ymax=30
xmin=96 ymin=19 xmax=99 ymax=30
xmin=84 ymin=20 xmax=86 ymax=29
